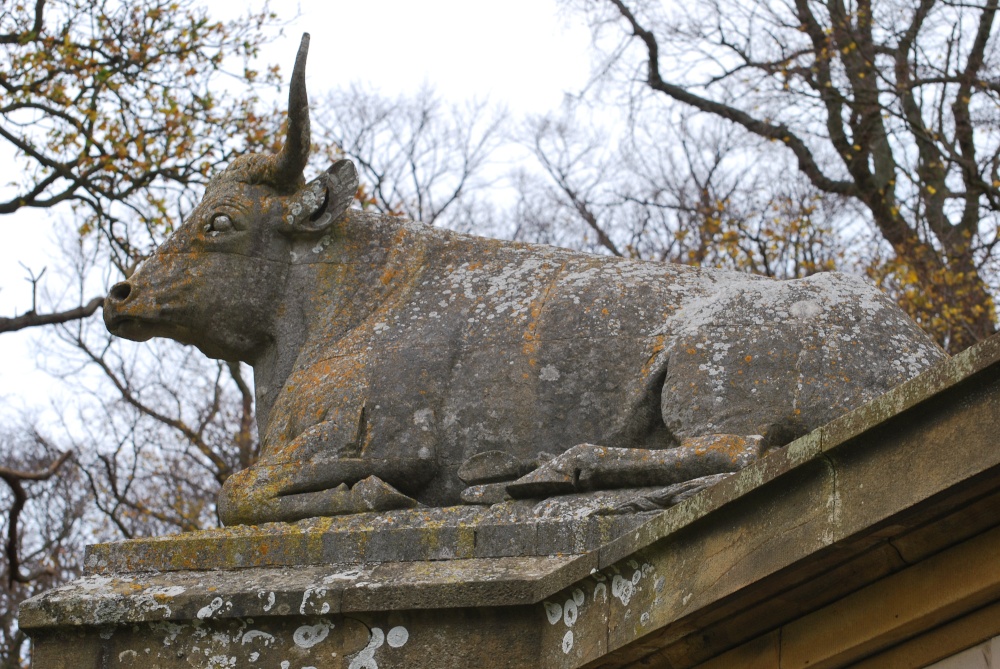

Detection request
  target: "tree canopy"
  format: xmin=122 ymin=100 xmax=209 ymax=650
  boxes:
xmin=567 ymin=0 xmax=1000 ymax=351
xmin=1 ymin=0 xmax=281 ymax=281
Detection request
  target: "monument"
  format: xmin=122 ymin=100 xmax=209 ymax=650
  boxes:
xmin=23 ymin=34 xmax=999 ymax=669
xmin=101 ymin=33 xmax=940 ymax=524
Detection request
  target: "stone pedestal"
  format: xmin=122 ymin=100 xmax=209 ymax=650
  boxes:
xmin=23 ymin=557 xmax=595 ymax=668
xmin=20 ymin=506 xmax=650 ymax=668
xmin=21 ymin=337 xmax=1000 ymax=668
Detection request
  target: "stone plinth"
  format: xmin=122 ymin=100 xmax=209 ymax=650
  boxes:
xmin=21 ymin=336 xmax=1000 ymax=668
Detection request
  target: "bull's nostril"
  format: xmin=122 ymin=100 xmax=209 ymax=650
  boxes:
xmin=109 ymin=282 xmax=132 ymax=302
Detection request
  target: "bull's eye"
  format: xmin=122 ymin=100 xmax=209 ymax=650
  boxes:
xmin=209 ymin=213 xmax=234 ymax=233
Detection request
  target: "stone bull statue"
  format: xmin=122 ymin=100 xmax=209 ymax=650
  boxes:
xmin=103 ymin=35 xmax=945 ymax=526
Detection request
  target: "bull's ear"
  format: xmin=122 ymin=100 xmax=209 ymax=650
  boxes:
xmin=281 ymin=159 xmax=359 ymax=236
xmin=323 ymin=159 xmax=359 ymax=222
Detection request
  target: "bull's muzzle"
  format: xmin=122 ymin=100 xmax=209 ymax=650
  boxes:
xmin=103 ymin=280 xmax=152 ymax=341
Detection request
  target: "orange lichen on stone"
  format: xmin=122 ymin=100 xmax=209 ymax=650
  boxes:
xmin=379 ymin=267 xmax=398 ymax=286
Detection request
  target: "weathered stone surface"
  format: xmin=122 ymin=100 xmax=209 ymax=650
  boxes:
xmin=458 ymin=450 xmax=529 ymax=485
xmin=101 ymin=33 xmax=945 ymax=526
xmin=658 ymin=276 xmax=944 ymax=444
xmin=19 ymin=557 xmax=591 ymax=630
xmin=28 ymin=608 xmax=545 ymax=669
xmin=507 ymin=436 xmax=763 ymax=498
xmin=586 ymin=328 xmax=1000 ymax=668
xmin=604 ymin=473 xmax=734 ymax=513
xmin=80 ymin=499 xmax=665 ymax=575
xmin=460 ymin=481 xmax=513 ymax=505
xmin=21 ymin=333 xmax=1000 ymax=668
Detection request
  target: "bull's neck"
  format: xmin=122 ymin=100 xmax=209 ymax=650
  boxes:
xmin=252 ymin=214 xmax=432 ymax=432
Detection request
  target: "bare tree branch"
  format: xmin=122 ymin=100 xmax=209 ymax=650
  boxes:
xmin=0 ymin=0 xmax=46 ymax=45
xmin=0 ymin=296 xmax=103 ymax=334
xmin=583 ymin=0 xmax=1000 ymax=350
xmin=0 ymin=449 xmax=72 ymax=586
xmin=607 ymin=0 xmax=857 ymax=197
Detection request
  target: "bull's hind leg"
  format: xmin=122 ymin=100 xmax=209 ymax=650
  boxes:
xmin=218 ymin=458 xmax=429 ymax=526
xmin=505 ymin=435 xmax=764 ymax=499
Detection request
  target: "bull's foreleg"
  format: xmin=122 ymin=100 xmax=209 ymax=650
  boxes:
xmin=218 ymin=455 xmax=437 ymax=526
xmin=504 ymin=435 xmax=764 ymax=499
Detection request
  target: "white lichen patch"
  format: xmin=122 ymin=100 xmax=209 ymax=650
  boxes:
xmin=211 ymin=631 xmax=232 ymax=646
xmin=348 ymin=626 xmax=385 ymax=669
xmin=322 ymin=566 xmax=371 ymax=583
xmin=150 ymin=621 xmax=185 ymax=647
xmin=75 ymin=575 xmax=118 ymax=592
xmin=258 ymin=590 xmax=275 ymax=612
xmin=132 ymin=585 xmax=186 ymax=618
xmin=539 ymin=365 xmax=560 ymax=382
xmin=386 ymin=626 xmax=409 ymax=648
xmin=299 ymin=586 xmax=329 ymax=614
xmin=610 ymin=562 xmax=655 ymax=608
xmin=544 ymin=601 xmax=562 ymax=624
xmin=240 ymin=630 xmax=276 ymax=647
xmin=196 ymin=597 xmax=230 ymax=620
xmin=790 ymin=299 xmax=822 ymax=319
xmin=563 ymin=598 xmax=578 ymax=627
xmin=412 ymin=408 xmax=434 ymax=431
xmin=293 ymin=621 xmax=331 ymax=649
xmin=544 ymin=585 xmax=592 ymax=658
xmin=594 ymin=583 xmax=608 ymax=602
xmin=611 ymin=575 xmax=634 ymax=606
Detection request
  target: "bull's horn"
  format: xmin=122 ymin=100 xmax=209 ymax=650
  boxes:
xmin=272 ymin=33 xmax=311 ymax=189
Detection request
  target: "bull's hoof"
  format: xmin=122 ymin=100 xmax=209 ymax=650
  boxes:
xmin=505 ymin=465 xmax=576 ymax=499
xmin=460 ymin=482 xmax=513 ymax=505
xmin=352 ymin=475 xmax=420 ymax=511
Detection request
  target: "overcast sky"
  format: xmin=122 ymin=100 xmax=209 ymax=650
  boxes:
xmin=0 ymin=0 xmax=594 ymax=418
xmin=217 ymin=0 xmax=593 ymax=114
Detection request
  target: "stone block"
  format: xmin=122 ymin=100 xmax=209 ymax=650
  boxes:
xmin=474 ymin=521 xmax=537 ymax=558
